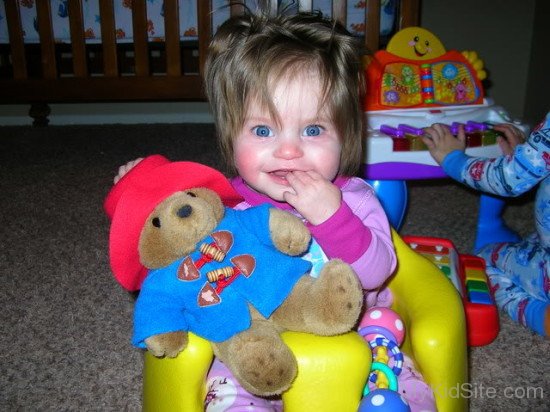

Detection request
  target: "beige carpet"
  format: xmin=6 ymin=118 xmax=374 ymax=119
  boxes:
xmin=0 ymin=124 xmax=547 ymax=411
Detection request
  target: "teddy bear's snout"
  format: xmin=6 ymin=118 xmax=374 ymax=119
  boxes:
xmin=176 ymin=204 xmax=193 ymax=218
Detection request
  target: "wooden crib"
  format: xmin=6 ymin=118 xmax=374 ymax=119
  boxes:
xmin=0 ymin=0 xmax=419 ymax=125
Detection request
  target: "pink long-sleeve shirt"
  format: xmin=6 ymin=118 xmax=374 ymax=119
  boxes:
xmin=231 ymin=176 xmax=397 ymax=307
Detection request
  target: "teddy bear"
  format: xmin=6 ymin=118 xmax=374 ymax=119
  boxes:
xmin=103 ymin=155 xmax=364 ymax=396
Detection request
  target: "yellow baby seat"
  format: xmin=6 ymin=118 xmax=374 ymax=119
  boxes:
xmin=142 ymin=230 xmax=468 ymax=411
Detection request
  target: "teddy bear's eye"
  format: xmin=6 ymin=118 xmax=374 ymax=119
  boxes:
xmin=152 ymin=217 xmax=161 ymax=228
xmin=187 ymin=191 xmax=197 ymax=197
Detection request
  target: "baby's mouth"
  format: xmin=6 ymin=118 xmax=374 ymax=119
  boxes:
xmin=270 ymin=170 xmax=290 ymax=179
xmin=269 ymin=169 xmax=297 ymax=183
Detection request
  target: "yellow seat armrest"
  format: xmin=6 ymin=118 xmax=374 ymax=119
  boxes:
xmin=282 ymin=331 xmax=371 ymax=412
xmin=388 ymin=230 xmax=468 ymax=412
xmin=143 ymin=333 xmax=213 ymax=412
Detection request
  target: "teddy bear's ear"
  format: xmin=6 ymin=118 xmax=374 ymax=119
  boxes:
xmin=189 ymin=188 xmax=225 ymax=221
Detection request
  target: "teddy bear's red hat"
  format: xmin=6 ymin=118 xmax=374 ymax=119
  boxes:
xmin=103 ymin=155 xmax=243 ymax=291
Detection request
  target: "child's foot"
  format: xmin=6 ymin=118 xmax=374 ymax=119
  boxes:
xmin=523 ymin=299 xmax=550 ymax=337
xmin=474 ymin=221 xmax=521 ymax=253
xmin=474 ymin=194 xmax=521 ymax=253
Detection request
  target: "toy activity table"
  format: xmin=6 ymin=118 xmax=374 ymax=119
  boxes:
xmin=363 ymin=99 xmax=528 ymax=251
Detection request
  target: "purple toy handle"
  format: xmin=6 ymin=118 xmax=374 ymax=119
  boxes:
xmin=380 ymin=124 xmax=405 ymax=138
xmin=397 ymin=124 xmax=424 ymax=136
xmin=451 ymin=122 xmax=464 ymax=135
xmin=467 ymin=120 xmax=489 ymax=131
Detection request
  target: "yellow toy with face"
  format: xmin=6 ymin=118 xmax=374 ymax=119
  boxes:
xmin=385 ymin=26 xmax=486 ymax=80
xmin=365 ymin=26 xmax=487 ymax=109
xmin=386 ymin=26 xmax=447 ymax=60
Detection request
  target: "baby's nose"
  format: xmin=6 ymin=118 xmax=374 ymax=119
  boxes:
xmin=275 ymin=138 xmax=304 ymax=159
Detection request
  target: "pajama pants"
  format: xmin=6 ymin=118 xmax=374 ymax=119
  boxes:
xmin=478 ymin=233 xmax=550 ymax=336
xmin=204 ymin=354 xmax=436 ymax=412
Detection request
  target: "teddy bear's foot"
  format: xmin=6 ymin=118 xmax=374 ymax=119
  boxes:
xmin=273 ymin=259 xmax=363 ymax=335
xmin=214 ymin=321 xmax=297 ymax=396
xmin=144 ymin=331 xmax=188 ymax=358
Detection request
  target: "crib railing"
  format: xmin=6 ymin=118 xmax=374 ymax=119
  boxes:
xmin=0 ymin=0 xmax=419 ymax=116
xmin=0 ymin=0 xmax=211 ymax=104
xmin=225 ymin=0 xmax=419 ymax=53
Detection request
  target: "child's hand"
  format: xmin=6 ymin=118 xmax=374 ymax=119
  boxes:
xmin=422 ymin=123 xmax=466 ymax=165
xmin=493 ymin=123 xmax=525 ymax=156
xmin=114 ymin=158 xmax=143 ymax=184
xmin=283 ymin=170 xmax=342 ymax=225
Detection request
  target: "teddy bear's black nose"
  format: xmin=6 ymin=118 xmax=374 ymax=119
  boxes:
xmin=177 ymin=205 xmax=192 ymax=218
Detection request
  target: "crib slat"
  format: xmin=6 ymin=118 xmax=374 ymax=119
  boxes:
xmin=365 ymin=0 xmax=381 ymax=52
xmin=68 ymin=0 xmax=88 ymax=77
xmin=332 ymin=1 xmax=347 ymax=26
xmin=197 ymin=0 xmax=212 ymax=80
xmin=4 ymin=0 xmax=27 ymax=79
xmin=164 ymin=0 xmax=181 ymax=76
xmin=99 ymin=0 xmax=118 ymax=77
xmin=298 ymin=0 xmax=313 ymax=13
xmin=400 ymin=0 xmax=420 ymax=27
xmin=132 ymin=0 xmax=150 ymax=76
xmin=35 ymin=1 xmax=57 ymax=79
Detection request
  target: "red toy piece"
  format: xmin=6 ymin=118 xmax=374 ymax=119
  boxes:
xmin=403 ymin=235 xmax=499 ymax=346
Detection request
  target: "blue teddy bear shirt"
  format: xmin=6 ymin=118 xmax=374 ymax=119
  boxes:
xmin=132 ymin=204 xmax=312 ymax=345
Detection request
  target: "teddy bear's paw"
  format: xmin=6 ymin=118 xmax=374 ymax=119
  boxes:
xmin=144 ymin=331 xmax=188 ymax=358
xmin=269 ymin=209 xmax=311 ymax=256
xmin=312 ymin=259 xmax=363 ymax=334
xmin=230 ymin=337 xmax=297 ymax=396
xmin=238 ymin=351 xmax=297 ymax=396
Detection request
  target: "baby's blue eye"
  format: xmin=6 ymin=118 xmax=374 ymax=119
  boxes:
xmin=304 ymin=125 xmax=322 ymax=137
xmin=252 ymin=125 xmax=273 ymax=138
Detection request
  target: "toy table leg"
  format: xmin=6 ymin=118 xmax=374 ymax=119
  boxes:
xmin=365 ymin=180 xmax=408 ymax=230
xmin=474 ymin=193 xmax=521 ymax=253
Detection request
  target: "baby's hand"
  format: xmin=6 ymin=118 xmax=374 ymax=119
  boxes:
xmin=114 ymin=158 xmax=143 ymax=184
xmin=422 ymin=123 xmax=466 ymax=165
xmin=493 ymin=123 xmax=525 ymax=156
xmin=283 ymin=170 xmax=341 ymax=225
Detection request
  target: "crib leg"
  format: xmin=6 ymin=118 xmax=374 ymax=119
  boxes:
xmin=29 ymin=103 xmax=51 ymax=127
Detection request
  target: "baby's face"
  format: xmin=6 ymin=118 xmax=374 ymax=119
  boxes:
xmin=233 ymin=71 xmax=342 ymax=202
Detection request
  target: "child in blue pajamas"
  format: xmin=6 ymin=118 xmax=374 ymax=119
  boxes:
xmin=423 ymin=112 xmax=550 ymax=337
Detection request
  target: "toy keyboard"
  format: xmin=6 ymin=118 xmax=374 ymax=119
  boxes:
xmin=403 ymin=235 xmax=499 ymax=346
xmin=363 ymin=99 xmax=529 ymax=180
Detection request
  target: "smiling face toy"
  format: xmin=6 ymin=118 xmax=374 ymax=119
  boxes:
xmin=365 ymin=26 xmax=485 ymax=110
xmin=386 ymin=26 xmax=446 ymax=60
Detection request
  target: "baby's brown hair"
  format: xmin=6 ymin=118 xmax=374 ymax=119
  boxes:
xmin=204 ymin=11 xmax=366 ymax=176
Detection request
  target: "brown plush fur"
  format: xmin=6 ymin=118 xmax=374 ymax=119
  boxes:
xmin=137 ymin=188 xmax=363 ymax=396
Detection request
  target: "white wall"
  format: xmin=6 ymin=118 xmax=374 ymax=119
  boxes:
xmin=420 ymin=0 xmax=537 ymax=121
